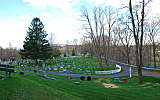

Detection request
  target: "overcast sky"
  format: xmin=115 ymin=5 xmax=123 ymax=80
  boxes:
xmin=0 ymin=0 xmax=159 ymax=49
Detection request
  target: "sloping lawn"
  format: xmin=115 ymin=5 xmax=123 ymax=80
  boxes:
xmin=0 ymin=71 xmax=160 ymax=100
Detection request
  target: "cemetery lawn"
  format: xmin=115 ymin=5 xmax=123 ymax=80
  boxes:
xmin=19 ymin=57 xmax=119 ymax=75
xmin=0 ymin=72 xmax=160 ymax=100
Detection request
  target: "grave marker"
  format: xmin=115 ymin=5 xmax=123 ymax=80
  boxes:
xmin=114 ymin=78 xmax=120 ymax=82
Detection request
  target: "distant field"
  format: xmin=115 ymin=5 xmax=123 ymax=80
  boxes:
xmin=0 ymin=71 xmax=160 ymax=100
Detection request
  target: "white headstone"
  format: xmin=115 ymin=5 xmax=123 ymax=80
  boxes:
xmin=63 ymin=69 xmax=67 ymax=72
xmin=54 ymin=68 xmax=57 ymax=71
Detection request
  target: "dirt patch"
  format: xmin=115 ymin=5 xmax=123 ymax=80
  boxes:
xmin=95 ymin=78 xmax=111 ymax=83
xmin=102 ymin=83 xmax=120 ymax=88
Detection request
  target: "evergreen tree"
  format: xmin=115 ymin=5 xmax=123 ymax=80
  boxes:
xmin=20 ymin=17 xmax=52 ymax=62
xmin=52 ymin=47 xmax=61 ymax=58
xmin=71 ymin=49 xmax=76 ymax=56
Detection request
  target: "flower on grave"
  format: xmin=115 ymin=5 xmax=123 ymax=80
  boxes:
xmin=49 ymin=68 xmax=52 ymax=71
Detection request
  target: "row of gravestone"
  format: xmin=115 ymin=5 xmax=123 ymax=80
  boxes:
xmin=0 ymin=58 xmax=93 ymax=74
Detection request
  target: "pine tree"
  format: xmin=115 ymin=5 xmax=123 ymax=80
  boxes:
xmin=20 ymin=17 xmax=53 ymax=63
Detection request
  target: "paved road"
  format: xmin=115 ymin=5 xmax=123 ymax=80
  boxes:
xmin=134 ymin=71 xmax=160 ymax=78
xmin=17 ymin=65 xmax=130 ymax=78
xmin=47 ymin=66 xmax=130 ymax=78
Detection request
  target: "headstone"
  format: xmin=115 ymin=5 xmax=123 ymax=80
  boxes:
xmin=66 ymin=70 xmax=70 ymax=74
xmin=63 ymin=69 xmax=67 ymax=72
xmin=54 ymin=68 xmax=57 ymax=71
xmin=37 ymin=70 xmax=46 ymax=77
xmin=86 ymin=70 xmax=91 ymax=73
xmin=114 ymin=78 xmax=120 ymax=82
xmin=42 ymin=63 xmax=45 ymax=68
xmin=48 ymin=66 xmax=51 ymax=71
xmin=73 ymin=82 xmax=80 ymax=85
xmin=122 ymin=78 xmax=128 ymax=83
xmin=59 ymin=71 xmax=63 ymax=73
xmin=46 ymin=77 xmax=56 ymax=80
xmin=67 ymin=65 xmax=70 ymax=68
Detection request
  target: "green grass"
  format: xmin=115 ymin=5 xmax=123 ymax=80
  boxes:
xmin=0 ymin=71 xmax=160 ymax=100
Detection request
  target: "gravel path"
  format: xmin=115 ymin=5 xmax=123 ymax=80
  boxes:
xmin=17 ymin=66 xmax=130 ymax=78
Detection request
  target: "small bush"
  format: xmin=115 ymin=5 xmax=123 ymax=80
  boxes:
xmin=80 ymin=76 xmax=85 ymax=81
xmin=34 ymin=70 xmax=37 ymax=73
xmin=87 ymin=76 xmax=91 ymax=81
xmin=20 ymin=72 xmax=24 ymax=75
xmin=72 ymin=49 xmax=76 ymax=56
xmin=0 ymin=76 xmax=3 ymax=79
xmin=64 ymin=53 xmax=66 ymax=57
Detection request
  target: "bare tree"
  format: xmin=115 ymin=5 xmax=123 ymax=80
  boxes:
xmin=104 ymin=7 xmax=117 ymax=62
xmin=80 ymin=38 xmax=94 ymax=56
xmin=116 ymin=26 xmax=133 ymax=64
xmin=73 ymin=39 xmax=78 ymax=53
xmin=81 ymin=7 xmax=107 ymax=69
xmin=49 ymin=32 xmax=55 ymax=45
xmin=129 ymin=0 xmax=151 ymax=83
xmin=146 ymin=17 xmax=160 ymax=67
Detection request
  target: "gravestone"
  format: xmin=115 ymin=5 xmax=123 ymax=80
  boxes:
xmin=59 ymin=71 xmax=63 ymax=73
xmin=114 ymin=78 xmax=120 ymax=82
xmin=73 ymin=82 xmax=80 ymax=85
xmin=54 ymin=68 xmax=57 ymax=71
xmin=48 ymin=66 xmax=51 ymax=71
xmin=86 ymin=70 xmax=90 ymax=73
xmin=122 ymin=78 xmax=128 ymax=83
xmin=37 ymin=70 xmax=46 ymax=77
xmin=66 ymin=70 xmax=70 ymax=74
xmin=46 ymin=77 xmax=56 ymax=80
xmin=42 ymin=63 xmax=45 ymax=70
xmin=63 ymin=69 xmax=67 ymax=72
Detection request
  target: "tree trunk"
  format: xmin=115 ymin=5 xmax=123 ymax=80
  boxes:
xmin=138 ymin=46 xmax=143 ymax=84
xmin=153 ymin=43 xmax=156 ymax=68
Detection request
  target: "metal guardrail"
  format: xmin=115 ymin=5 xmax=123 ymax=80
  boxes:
xmin=95 ymin=64 xmax=121 ymax=74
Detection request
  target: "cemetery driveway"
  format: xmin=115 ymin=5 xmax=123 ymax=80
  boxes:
xmin=134 ymin=71 xmax=160 ymax=79
xmin=47 ymin=66 xmax=130 ymax=78
xmin=16 ymin=66 xmax=130 ymax=78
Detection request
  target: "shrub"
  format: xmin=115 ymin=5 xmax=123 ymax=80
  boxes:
xmin=50 ymin=47 xmax=61 ymax=58
xmin=87 ymin=76 xmax=91 ymax=81
xmin=34 ymin=70 xmax=37 ymax=73
xmin=20 ymin=72 xmax=24 ymax=75
xmin=0 ymin=76 xmax=3 ymax=79
xmin=71 ymin=49 xmax=76 ymax=56
xmin=80 ymin=76 xmax=85 ymax=81
xmin=64 ymin=53 xmax=66 ymax=57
